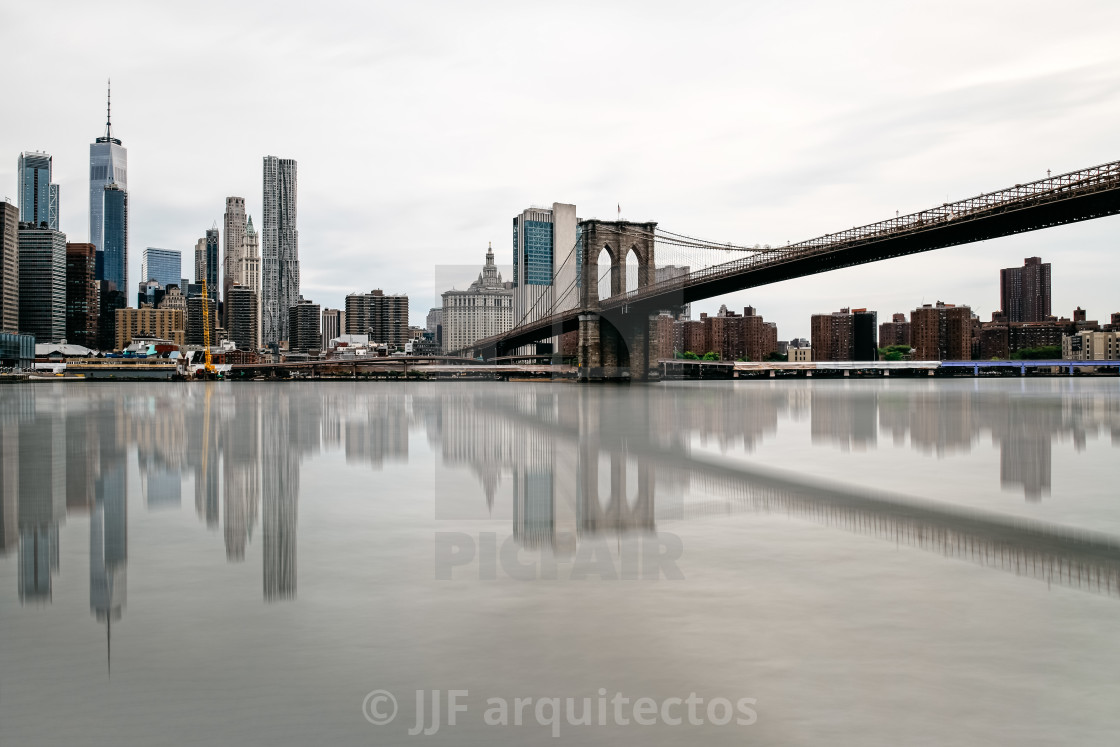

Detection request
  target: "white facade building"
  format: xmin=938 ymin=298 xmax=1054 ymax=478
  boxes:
xmin=234 ymin=216 xmax=261 ymax=295
xmin=1063 ymin=330 xmax=1119 ymax=360
xmin=442 ymin=245 xmax=513 ymax=353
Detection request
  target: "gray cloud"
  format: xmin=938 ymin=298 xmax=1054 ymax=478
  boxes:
xmin=2 ymin=0 xmax=1118 ymax=338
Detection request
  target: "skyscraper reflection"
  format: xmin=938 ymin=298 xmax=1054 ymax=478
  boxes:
xmin=344 ymin=392 xmax=408 ymax=468
xmin=194 ymin=404 xmax=220 ymax=530
xmin=91 ymin=393 xmax=128 ymax=667
xmin=17 ymin=393 xmax=65 ymax=603
xmin=0 ymin=393 xmax=25 ymax=555
xmin=135 ymin=399 xmax=187 ymax=511
xmin=262 ymin=392 xmax=298 ymax=601
xmin=222 ymin=390 xmax=260 ymax=561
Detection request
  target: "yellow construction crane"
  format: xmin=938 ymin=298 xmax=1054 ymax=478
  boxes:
xmin=200 ymin=279 xmax=217 ymax=377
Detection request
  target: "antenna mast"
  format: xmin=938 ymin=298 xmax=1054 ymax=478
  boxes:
xmin=106 ymin=79 xmax=112 ymax=139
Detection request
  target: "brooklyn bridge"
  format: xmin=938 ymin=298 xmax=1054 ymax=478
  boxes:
xmin=459 ymin=159 xmax=1120 ymax=378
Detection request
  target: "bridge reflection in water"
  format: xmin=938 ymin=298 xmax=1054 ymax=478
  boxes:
xmin=432 ymin=384 xmax=1120 ymax=599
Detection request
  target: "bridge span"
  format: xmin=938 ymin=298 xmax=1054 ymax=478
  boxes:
xmin=462 ymin=159 xmax=1120 ymax=379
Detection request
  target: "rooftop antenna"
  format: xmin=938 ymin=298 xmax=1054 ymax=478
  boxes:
xmin=105 ymin=78 xmax=112 ymax=140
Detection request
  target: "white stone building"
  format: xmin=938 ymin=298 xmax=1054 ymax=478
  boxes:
xmin=442 ymin=245 xmax=513 ymax=353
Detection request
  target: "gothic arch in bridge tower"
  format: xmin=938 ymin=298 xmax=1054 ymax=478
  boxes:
xmin=578 ymin=220 xmax=657 ymax=307
xmin=593 ymin=244 xmax=619 ymax=302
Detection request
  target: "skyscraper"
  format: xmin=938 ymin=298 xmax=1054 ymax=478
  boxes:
xmin=511 ymin=203 xmax=578 ymax=352
xmin=194 ymin=230 xmax=220 ymax=299
xmin=321 ymin=308 xmax=342 ymax=344
xmin=194 ymin=237 xmax=206 ymax=289
xmin=18 ymin=222 xmax=67 ymax=343
xmin=288 ymin=297 xmax=321 ymax=354
xmin=140 ymin=247 xmax=182 ymax=289
xmin=345 ymin=289 xmax=409 ymax=348
xmin=227 ymin=284 xmax=260 ymax=352
xmin=1 ymin=202 xmax=18 ymax=334
xmin=851 ymin=308 xmax=878 ymax=360
xmin=235 ymin=216 xmax=261 ymax=295
xmin=204 ymin=228 xmax=219 ymax=298
xmin=186 ymin=296 xmax=218 ymax=347
xmin=18 ymin=152 xmax=59 ymax=230
xmin=97 ymin=282 xmax=126 ymax=352
xmin=262 ymin=156 xmax=299 ymax=345
xmin=66 ymin=243 xmax=99 ymax=349
xmin=89 ymin=86 xmax=128 ymax=289
xmin=223 ymin=197 xmax=247 ymax=327
xmin=1000 ymin=257 xmax=1051 ymax=323
xmin=100 ymin=183 xmax=128 ymax=292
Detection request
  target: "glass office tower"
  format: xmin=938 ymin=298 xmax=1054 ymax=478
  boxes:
xmin=18 ymin=152 xmax=59 ymax=230
xmin=17 ymin=223 xmax=67 ymax=343
xmin=141 ymin=248 xmax=182 ymax=289
xmin=89 ymin=88 xmax=128 ymax=288
xmin=510 ymin=203 xmax=578 ymax=353
xmin=100 ymin=184 xmax=128 ymax=292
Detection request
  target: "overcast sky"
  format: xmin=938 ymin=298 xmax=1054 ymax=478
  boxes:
xmin=4 ymin=0 xmax=1119 ymax=337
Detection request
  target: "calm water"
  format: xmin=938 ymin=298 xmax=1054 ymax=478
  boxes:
xmin=2 ymin=380 xmax=1119 ymax=746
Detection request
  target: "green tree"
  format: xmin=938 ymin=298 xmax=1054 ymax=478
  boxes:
xmin=765 ymin=352 xmax=785 ymax=362
xmin=877 ymin=344 xmax=911 ymax=362
xmin=1011 ymin=345 xmax=1061 ymax=360
xmin=680 ymin=351 xmax=700 ymax=360
xmin=701 ymin=351 xmax=720 ymax=361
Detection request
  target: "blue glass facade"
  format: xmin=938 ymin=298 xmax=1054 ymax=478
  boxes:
xmin=523 ymin=220 xmax=553 ymax=286
xmin=101 ymin=184 xmax=128 ymax=291
xmin=89 ymin=139 xmax=127 ymax=259
xmin=141 ymin=248 xmax=182 ymax=289
xmin=18 ymin=152 xmax=54 ymax=228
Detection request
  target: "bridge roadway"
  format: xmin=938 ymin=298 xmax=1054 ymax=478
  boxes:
xmin=230 ymin=356 xmax=576 ymax=378
xmin=468 ymin=159 xmax=1120 ymax=356
xmin=478 ymin=393 xmax=1120 ymax=599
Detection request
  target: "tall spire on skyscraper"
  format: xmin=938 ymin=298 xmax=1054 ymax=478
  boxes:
xmin=97 ymin=79 xmax=121 ymax=146
xmin=105 ymin=79 xmax=112 ymax=140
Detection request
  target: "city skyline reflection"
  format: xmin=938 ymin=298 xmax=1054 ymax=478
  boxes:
xmin=1 ymin=380 xmax=1118 ymax=674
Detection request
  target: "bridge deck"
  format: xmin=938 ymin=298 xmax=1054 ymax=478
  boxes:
xmin=465 ymin=159 xmax=1120 ymax=355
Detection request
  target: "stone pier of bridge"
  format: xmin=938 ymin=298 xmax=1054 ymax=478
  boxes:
xmin=575 ymin=219 xmax=663 ymax=381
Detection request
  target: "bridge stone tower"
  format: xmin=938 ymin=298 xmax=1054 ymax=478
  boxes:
xmin=576 ymin=219 xmax=659 ymax=381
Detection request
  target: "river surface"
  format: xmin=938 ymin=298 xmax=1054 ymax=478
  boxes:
xmin=1 ymin=379 xmax=1118 ymax=746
